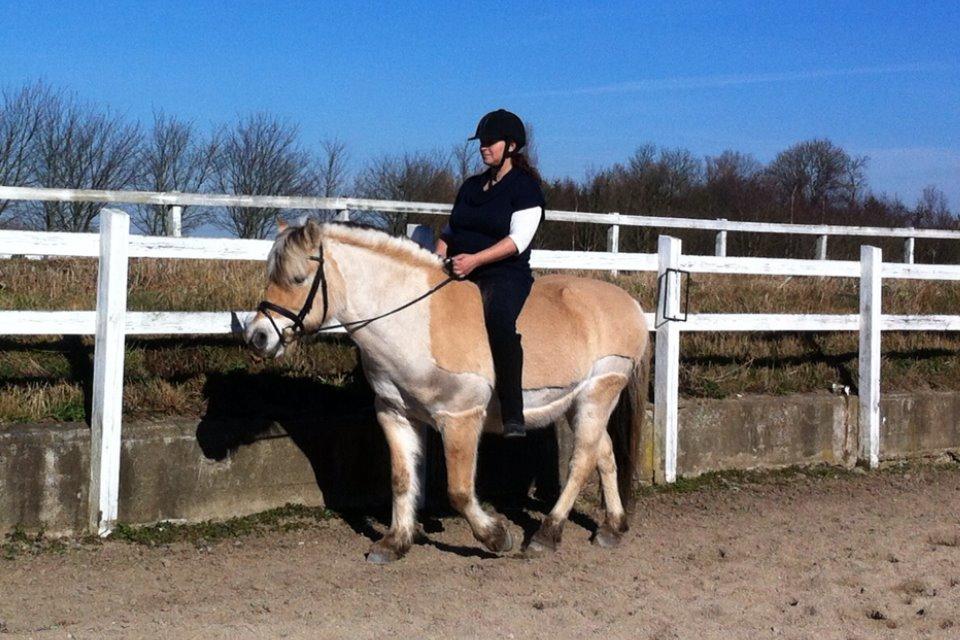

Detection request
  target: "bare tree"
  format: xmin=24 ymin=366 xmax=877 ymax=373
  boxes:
xmin=317 ymin=138 xmax=349 ymax=197
xmin=658 ymin=147 xmax=703 ymax=208
xmin=914 ymin=185 xmax=953 ymax=227
xmin=452 ymin=139 xmax=480 ymax=184
xmin=353 ymin=150 xmax=455 ymax=234
xmin=213 ymin=113 xmax=318 ymax=239
xmin=767 ymin=139 xmax=867 ymax=223
xmin=0 ymin=82 xmax=53 ymax=224
xmin=310 ymin=138 xmax=350 ymax=222
xmin=705 ymin=151 xmax=765 ymax=215
xmin=706 ymin=151 xmax=762 ymax=194
xmin=27 ymin=93 xmax=141 ymax=231
xmin=134 ymin=112 xmax=220 ymax=235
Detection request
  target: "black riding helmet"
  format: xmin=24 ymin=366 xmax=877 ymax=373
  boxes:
xmin=469 ymin=109 xmax=526 ymax=151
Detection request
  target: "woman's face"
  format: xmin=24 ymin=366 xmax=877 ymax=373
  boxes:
xmin=479 ymin=139 xmax=514 ymax=167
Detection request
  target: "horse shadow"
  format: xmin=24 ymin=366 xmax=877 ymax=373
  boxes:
xmin=195 ymin=365 xmax=583 ymax=552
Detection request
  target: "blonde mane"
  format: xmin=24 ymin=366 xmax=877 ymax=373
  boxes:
xmin=268 ymin=221 xmax=444 ymax=285
xmin=322 ymin=222 xmax=445 ymax=271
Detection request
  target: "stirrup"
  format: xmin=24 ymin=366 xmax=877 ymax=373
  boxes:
xmin=502 ymin=419 xmax=526 ymax=438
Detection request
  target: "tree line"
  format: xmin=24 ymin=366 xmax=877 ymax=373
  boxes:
xmin=0 ymin=81 xmax=955 ymax=261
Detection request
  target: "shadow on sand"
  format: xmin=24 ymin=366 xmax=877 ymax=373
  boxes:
xmin=194 ymin=367 xmax=574 ymax=549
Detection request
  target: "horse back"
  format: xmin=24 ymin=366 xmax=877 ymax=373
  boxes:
xmin=429 ymin=274 xmax=647 ymax=389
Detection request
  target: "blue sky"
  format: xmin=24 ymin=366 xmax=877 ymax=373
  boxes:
xmin=3 ymin=0 xmax=959 ymax=208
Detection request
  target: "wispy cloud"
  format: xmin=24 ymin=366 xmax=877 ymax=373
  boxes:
xmin=531 ymin=63 xmax=948 ymax=97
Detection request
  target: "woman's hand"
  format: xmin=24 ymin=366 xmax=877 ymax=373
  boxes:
xmin=450 ymin=253 xmax=481 ymax=278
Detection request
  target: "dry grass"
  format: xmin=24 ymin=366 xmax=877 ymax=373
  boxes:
xmin=3 ymin=257 xmax=960 ymax=423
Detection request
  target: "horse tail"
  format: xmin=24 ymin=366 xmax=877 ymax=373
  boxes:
xmin=607 ymin=324 xmax=651 ymax=516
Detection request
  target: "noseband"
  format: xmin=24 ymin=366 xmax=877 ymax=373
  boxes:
xmin=256 ymin=244 xmax=457 ymax=346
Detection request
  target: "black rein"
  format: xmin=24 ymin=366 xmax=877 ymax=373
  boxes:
xmin=256 ymin=245 xmax=457 ymax=345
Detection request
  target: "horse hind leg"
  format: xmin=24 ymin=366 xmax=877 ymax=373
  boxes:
xmin=528 ymin=373 xmax=627 ymax=555
xmin=593 ymin=431 xmax=629 ymax=548
xmin=367 ymin=401 xmax=421 ymax=564
xmin=439 ymin=407 xmax=513 ymax=554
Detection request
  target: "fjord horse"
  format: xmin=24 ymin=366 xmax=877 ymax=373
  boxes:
xmin=245 ymin=220 xmax=650 ymax=563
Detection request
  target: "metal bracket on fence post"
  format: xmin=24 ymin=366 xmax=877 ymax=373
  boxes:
xmin=904 ymin=232 xmax=915 ymax=264
xmin=858 ymin=245 xmax=882 ymax=469
xmin=655 ymin=268 xmax=691 ymax=327
xmin=715 ymin=219 xmax=727 ymax=257
xmin=88 ymin=209 xmax=129 ymax=536
xmin=336 ymin=209 xmax=350 ymax=222
xmin=607 ymin=213 xmax=620 ymax=277
xmin=816 ymin=235 xmax=828 ymax=260
xmin=654 ymin=235 xmax=681 ymax=484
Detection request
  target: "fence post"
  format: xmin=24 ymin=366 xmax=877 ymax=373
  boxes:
xmin=858 ymin=245 xmax=882 ymax=469
xmin=88 ymin=209 xmax=130 ymax=535
xmin=654 ymin=235 xmax=681 ymax=484
xmin=165 ymin=190 xmax=182 ymax=237
xmin=816 ymin=234 xmax=828 ymax=260
xmin=903 ymin=232 xmax=915 ymax=264
xmin=715 ymin=219 xmax=727 ymax=257
xmin=606 ymin=213 xmax=620 ymax=277
xmin=165 ymin=191 xmax=183 ymax=238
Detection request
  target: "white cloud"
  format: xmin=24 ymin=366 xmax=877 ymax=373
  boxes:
xmin=531 ymin=63 xmax=949 ymax=97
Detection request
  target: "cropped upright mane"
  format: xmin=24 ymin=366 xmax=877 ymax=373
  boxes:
xmin=322 ymin=221 xmax=444 ymax=271
xmin=267 ymin=220 xmax=443 ymax=285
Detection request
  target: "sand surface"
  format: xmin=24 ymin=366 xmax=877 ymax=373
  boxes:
xmin=2 ymin=464 xmax=959 ymax=639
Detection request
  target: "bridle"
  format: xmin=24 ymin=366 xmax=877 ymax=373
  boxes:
xmin=256 ymin=243 xmax=458 ymax=346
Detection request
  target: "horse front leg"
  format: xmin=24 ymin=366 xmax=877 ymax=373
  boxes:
xmin=367 ymin=400 xmax=421 ymax=564
xmin=439 ymin=407 xmax=513 ymax=554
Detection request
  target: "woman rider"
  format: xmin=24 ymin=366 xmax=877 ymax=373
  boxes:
xmin=436 ymin=109 xmax=545 ymax=438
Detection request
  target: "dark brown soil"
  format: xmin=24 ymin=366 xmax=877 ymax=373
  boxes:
xmin=1 ymin=464 xmax=959 ymax=639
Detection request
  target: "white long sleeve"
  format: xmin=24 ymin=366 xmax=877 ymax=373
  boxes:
xmin=508 ymin=206 xmax=542 ymax=253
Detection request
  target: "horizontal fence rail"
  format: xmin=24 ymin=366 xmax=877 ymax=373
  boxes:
xmin=3 ymin=190 xmax=960 ymax=531
xmin=3 ymin=187 xmax=960 ymax=266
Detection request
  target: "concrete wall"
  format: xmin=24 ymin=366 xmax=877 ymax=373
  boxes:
xmin=675 ymin=394 xmax=856 ymax=476
xmin=2 ymin=391 xmax=959 ymax=535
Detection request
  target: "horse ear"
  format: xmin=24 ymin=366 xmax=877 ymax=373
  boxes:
xmin=276 ymin=217 xmax=288 ymax=233
xmin=304 ymin=218 xmax=322 ymax=244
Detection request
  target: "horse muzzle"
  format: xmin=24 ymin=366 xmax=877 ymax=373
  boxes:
xmin=244 ymin=316 xmax=286 ymax=359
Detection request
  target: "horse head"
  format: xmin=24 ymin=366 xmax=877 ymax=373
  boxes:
xmin=245 ymin=218 xmax=343 ymax=358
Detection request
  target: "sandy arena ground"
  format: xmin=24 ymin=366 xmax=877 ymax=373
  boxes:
xmin=1 ymin=463 xmax=959 ymax=640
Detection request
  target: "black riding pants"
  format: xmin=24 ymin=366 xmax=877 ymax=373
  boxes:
xmin=471 ymin=269 xmax=533 ymax=425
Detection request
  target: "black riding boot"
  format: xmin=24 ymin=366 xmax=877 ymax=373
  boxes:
xmin=492 ymin=332 xmax=526 ymax=438
xmin=473 ymin=271 xmax=532 ymax=439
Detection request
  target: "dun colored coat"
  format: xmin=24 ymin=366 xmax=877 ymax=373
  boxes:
xmin=246 ymin=220 xmax=650 ymax=562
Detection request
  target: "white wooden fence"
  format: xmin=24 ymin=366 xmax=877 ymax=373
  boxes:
xmin=3 ymin=188 xmax=960 ymax=533
xmin=3 ymin=185 xmax=960 ymax=262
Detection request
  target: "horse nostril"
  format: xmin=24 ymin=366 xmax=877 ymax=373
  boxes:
xmin=252 ymin=329 xmax=268 ymax=350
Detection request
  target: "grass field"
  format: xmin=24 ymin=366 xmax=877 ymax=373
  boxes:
xmin=3 ymin=256 xmax=960 ymax=423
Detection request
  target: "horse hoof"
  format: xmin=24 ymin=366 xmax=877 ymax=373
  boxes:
xmin=497 ymin=528 xmax=514 ymax=554
xmin=592 ymin=526 xmax=622 ymax=549
xmin=523 ymin=538 xmax=553 ymax=558
xmin=480 ymin=518 xmax=514 ymax=554
xmin=366 ymin=543 xmax=401 ymax=564
xmin=527 ymin=519 xmax=563 ymax=555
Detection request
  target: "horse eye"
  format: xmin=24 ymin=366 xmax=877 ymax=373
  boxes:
xmin=293 ymin=275 xmax=307 ymax=285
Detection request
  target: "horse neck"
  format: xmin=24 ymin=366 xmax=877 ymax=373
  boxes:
xmin=326 ymin=238 xmax=437 ymax=353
